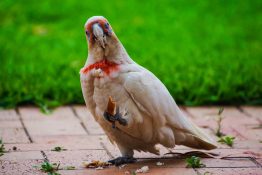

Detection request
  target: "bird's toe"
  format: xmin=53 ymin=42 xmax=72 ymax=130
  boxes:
xmin=108 ymin=156 xmax=136 ymax=166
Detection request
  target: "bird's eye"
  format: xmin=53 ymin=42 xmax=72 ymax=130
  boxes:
xmin=85 ymin=30 xmax=90 ymax=38
xmin=104 ymin=22 xmax=110 ymax=29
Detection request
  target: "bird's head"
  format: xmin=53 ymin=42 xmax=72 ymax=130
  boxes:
xmin=84 ymin=16 xmax=116 ymax=49
xmin=84 ymin=16 xmax=131 ymax=64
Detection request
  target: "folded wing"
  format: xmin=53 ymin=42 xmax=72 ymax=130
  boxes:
xmin=123 ymin=67 xmax=216 ymax=150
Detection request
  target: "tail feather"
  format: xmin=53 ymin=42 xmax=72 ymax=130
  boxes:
xmin=174 ymin=118 xmax=217 ymax=150
xmin=182 ymin=133 xmax=217 ymax=150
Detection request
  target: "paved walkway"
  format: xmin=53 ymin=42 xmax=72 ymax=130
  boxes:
xmin=0 ymin=106 xmax=261 ymax=175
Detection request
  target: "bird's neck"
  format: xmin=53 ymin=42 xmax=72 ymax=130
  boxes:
xmin=86 ymin=38 xmax=133 ymax=66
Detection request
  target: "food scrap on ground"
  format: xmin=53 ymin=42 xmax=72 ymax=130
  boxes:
xmin=83 ymin=160 xmax=112 ymax=169
xmin=156 ymin=162 xmax=164 ymax=166
xmin=95 ymin=166 xmax=104 ymax=170
xmin=119 ymin=164 xmax=127 ymax=169
xmin=135 ymin=166 xmax=149 ymax=173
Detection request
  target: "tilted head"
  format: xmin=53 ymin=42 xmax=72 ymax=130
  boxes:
xmin=84 ymin=16 xmax=131 ymax=63
xmin=84 ymin=16 xmax=116 ymax=49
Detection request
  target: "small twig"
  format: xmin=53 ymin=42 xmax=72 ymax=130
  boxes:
xmin=216 ymin=107 xmax=224 ymax=137
xmin=41 ymin=150 xmax=49 ymax=162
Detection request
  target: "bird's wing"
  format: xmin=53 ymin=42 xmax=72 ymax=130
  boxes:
xmin=123 ymin=66 xmax=216 ymax=150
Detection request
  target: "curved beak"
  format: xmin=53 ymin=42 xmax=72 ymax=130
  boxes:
xmin=92 ymin=23 xmax=106 ymax=49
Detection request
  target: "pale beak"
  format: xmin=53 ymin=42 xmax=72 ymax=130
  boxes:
xmin=92 ymin=23 xmax=106 ymax=48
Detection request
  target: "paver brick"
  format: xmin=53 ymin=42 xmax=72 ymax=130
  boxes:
xmin=0 ymin=109 xmax=19 ymax=121
xmin=201 ymin=157 xmax=257 ymax=168
xmin=256 ymin=159 xmax=262 ymax=166
xmin=107 ymin=159 xmax=195 ymax=174
xmin=0 ymin=128 xmax=30 ymax=143
xmin=99 ymin=135 xmax=120 ymax=158
xmin=31 ymin=135 xmax=102 ymax=145
xmin=73 ymin=106 xmax=105 ymax=135
xmin=0 ymin=120 xmax=30 ymax=143
xmin=196 ymin=167 xmax=262 ymax=175
xmin=19 ymin=106 xmax=76 ymax=121
xmin=24 ymin=120 xmax=86 ymax=137
xmin=0 ymin=120 xmax=23 ymax=128
xmin=45 ymin=150 xmax=110 ymax=169
xmin=0 ymin=159 xmax=45 ymax=175
xmin=232 ymin=140 xmax=262 ymax=149
xmin=242 ymin=106 xmax=262 ymax=121
xmin=58 ymin=166 xmax=196 ymax=175
xmin=186 ymin=107 xmax=260 ymax=141
xmin=58 ymin=169 xmax=119 ymax=175
xmin=0 ymin=151 xmax=43 ymax=160
xmin=5 ymin=136 xmax=104 ymax=151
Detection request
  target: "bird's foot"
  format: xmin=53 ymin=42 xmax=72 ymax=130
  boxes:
xmin=104 ymin=107 xmax=127 ymax=128
xmin=108 ymin=156 xmax=137 ymax=166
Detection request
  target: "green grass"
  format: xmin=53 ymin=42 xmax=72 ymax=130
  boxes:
xmin=0 ymin=0 xmax=261 ymax=108
xmin=186 ymin=156 xmax=205 ymax=168
xmin=218 ymin=136 xmax=235 ymax=147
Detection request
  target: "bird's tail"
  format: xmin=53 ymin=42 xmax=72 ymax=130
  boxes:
xmin=178 ymin=132 xmax=217 ymax=150
xmin=174 ymin=117 xmax=217 ymax=150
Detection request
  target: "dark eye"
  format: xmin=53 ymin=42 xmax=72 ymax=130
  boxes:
xmin=85 ymin=30 xmax=90 ymax=37
xmin=104 ymin=22 xmax=110 ymax=29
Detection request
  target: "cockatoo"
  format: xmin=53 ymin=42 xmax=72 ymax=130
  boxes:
xmin=80 ymin=16 xmax=216 ymax=165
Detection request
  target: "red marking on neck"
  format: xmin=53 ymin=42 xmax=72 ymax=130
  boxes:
xmin=81 ymin=59 xmax=119 ymax=75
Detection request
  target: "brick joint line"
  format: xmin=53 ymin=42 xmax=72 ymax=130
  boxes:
xmin=237 ymin=106 xmax=252 ymax=117
xmin=194 ymin=169 xmax=202 ymax=175
xmin=183 ymin=107 xmax=195 ymax=118
xmin=15 ymin=108 xmax=33 ymax=143
xmin=41 ymin=150 xmax=49 ymax=162
xmin=238 ymin=106 xmax=262 ymax=124
xmin=100 ymin=141 xmax=114 ymax=159
xmin=249 ymin=157 xmax=262 ymax=168
xmin=70 ymin=106 xmax=90 ymax=135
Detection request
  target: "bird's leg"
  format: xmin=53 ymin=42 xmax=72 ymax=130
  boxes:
xmin=108 ymin=156 xmax=137 ymax=166
xmin=103 ymin=107 xmax=128 ymax=128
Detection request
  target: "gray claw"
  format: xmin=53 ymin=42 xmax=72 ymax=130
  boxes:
xmin=108 ymin=156 xmax=136 ymax=166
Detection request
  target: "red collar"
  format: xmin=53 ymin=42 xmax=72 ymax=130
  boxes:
xmin=81 ymin=59 xmax=119 ymax=75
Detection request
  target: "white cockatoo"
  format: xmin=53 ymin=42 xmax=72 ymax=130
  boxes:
xmin=80 ymin=16 xmax=216 ymax=165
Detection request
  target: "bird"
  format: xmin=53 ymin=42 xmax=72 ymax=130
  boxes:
xmin=80 ymin=16 xmax=217 ymax=165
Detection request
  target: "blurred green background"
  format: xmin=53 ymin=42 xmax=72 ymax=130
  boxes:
xmin=0 ymin=0 xmax=261 ymax=109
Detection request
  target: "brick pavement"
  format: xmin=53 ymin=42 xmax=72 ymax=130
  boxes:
xmin=0 ymin=106 xmax=261 ymax=175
